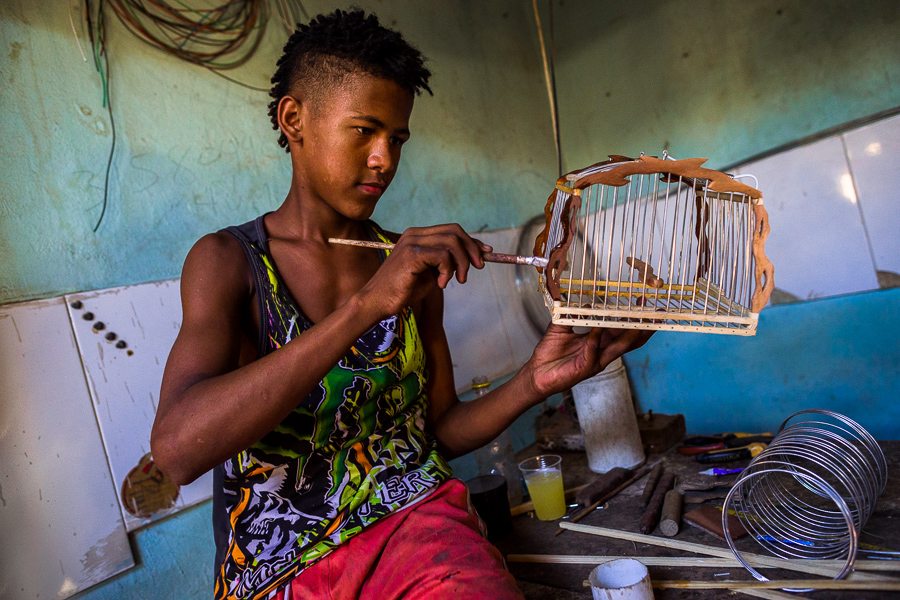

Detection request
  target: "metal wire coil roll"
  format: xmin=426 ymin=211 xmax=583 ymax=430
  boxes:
xmin=722 ymin=409 xmax=887 ymax=581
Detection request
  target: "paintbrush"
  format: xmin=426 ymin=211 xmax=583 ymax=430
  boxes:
xmin=328 ymin=238 xmax=549 ymax=268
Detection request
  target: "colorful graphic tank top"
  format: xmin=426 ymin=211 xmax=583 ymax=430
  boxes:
xmin=213 ymin=216 xmax=453 ymax=600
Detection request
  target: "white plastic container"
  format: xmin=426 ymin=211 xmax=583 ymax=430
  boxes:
xmin=589 ymin=559 xmax=654 ymax=600
xmin=571 ymin=358 xmax=645 ymax=473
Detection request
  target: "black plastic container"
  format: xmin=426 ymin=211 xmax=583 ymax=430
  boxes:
xmin=465 ymin=474 xmax=512 ymax=542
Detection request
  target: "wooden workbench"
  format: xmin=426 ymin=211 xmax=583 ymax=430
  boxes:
xmin=495 ymin=440 xmax=900 ymax=599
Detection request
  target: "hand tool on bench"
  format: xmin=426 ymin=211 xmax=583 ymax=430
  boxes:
xmin=677 ymin=433 xmax=773 ymax=455
xmin=640 ymin=472 xmax=676 ymax=534
xmin=555 ymin=463 xmax=656 ymax=536
xmin=677 ymin=478 xmax=736 ymax=504
xmin=640 ymin=463 xmax=664 ymax=507
xmin=695 ymin=442 xmax=767 ymax=464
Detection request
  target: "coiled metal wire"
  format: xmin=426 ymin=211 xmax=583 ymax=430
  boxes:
xmin=722 ymin=409 xmax=887 ymax=582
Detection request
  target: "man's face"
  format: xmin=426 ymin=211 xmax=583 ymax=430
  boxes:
xmin=292 ymin=73 xmax=415 ymax=221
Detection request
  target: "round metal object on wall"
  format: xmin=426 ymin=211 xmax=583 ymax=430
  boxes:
xmin=515 ymin=214 xmax=589 ymax=335
xmin=515 ymin=215 xmax=553 ymax=336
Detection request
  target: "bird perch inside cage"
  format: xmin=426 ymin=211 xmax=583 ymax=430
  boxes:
xmin=533 ymin=153 xmax=774 ymax=335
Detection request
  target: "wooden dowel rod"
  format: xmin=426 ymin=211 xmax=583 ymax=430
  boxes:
xmin=512 ymin=555 xmax=743 ymax=566
xmin=659 ymin=489 xmax=683 ymax=537
xmin=557 ymin=523 xmax=889 ymax=580
xmin=640 ymin=472 xmax=675 ymax=534
xmin=505 ymin=554 xmax=900 ymax=572
xmin=640 ymin=463 xmax=663 ymax=507
xmin=651 ymin=579 xmax=900 ymax=591
xmin=580 ymin=580 xmax=806 ymax=600
xmin=328 ymin=238 xmax=549 ymax=268
xmin=731 ymin=589 xmax=809 ymax=600
xmin=560 ymin=278 xmax=697 ymax=292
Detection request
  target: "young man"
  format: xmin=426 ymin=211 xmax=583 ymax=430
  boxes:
xmin=151 ymin=9 xmax=652 ymax=600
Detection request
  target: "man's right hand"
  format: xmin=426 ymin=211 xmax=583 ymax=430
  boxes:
xmin=358 ymin=223 xmax=492 ymax=319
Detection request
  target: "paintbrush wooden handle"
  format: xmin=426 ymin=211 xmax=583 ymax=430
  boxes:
xmin=328 ymin=238 xmax=548 ymax=268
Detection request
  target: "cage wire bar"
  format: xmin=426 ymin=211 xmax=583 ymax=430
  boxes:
xmin=534 ymin=153 xmax=773 ymax=335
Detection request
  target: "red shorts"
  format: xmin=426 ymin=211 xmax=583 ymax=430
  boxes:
xmin=272 ymin=478 xmax=524 ymax=600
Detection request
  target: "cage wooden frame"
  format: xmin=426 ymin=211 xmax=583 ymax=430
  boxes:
xmin=533 ymin=154 xmax=774 ymax=335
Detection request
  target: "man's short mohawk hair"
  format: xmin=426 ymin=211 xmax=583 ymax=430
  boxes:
xmin=268 ymin=9 xmax=432 ymax=151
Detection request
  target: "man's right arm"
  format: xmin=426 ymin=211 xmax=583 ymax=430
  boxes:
xmin=150 ymin=233 xmax=382 ymax=485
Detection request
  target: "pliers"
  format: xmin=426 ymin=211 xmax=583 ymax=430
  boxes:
xmin=678 ymin=432 xmax=773 ymax=456
xmin=695 ymin=442 xmax=768 ymax=464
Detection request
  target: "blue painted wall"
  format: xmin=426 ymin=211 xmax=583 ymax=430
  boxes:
xmin=624 ymin=289 xmax=900 ymax=440
xmin=0 ymin=0 xmax=557 ymax=305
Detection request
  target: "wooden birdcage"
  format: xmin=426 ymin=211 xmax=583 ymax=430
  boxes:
xmin=533 ymin=153 xmax=774 ymax=335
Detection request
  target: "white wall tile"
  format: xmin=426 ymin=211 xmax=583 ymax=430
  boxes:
xmin=481 ymin=227 xmax=543 ymax=368
xmin=443 ymin=229 xmax=518 ymax=391
xmin=842 ymin=114 xmax=900 ymax=283
xmin=0 ymin=298 xmax=134 ymax=599
xmin=738 ymin=136 xmax=879 ymax=301
xmin=66 ymin=280 xmax=212 ymax=532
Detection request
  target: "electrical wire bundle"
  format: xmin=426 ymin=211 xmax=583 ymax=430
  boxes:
xmin=106 ymin=0 xmax=306 ymax=90
xmin=73 ymin=0 xmax=307 ymax=230
xmin=106 ymin=0 xmax=267 ymax=71
xmin=80 ymin=0 xmax=116 ymax=232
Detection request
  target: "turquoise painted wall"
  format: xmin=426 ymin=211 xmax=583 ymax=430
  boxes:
xmin=0 ymin=0 xmax=557 ymax=305
xmin=624 ymin=289 xmax=900 ymax=440
xmin=553 ymin=0 xmax=900 ymax=170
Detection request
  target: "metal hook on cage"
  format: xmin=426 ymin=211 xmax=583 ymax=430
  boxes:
xmin=732 ymin=173 xmax=760 ymax=189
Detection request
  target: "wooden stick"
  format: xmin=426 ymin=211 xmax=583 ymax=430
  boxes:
xmin=554 ymin=464 xmax=653 ymax=536
xmin=505 ymin=554 xmax=900 ymax=572
xmin=651 ymin=579 xmax=900 ymax=591
xmin=557 ymin=523 xmax=890 ymax=580
xmin=640 ymin=463 xmax=663 ymax=507
xmin=659 ymin=489 xmax=683 ymax=537
xmin=514 ymin=554 xmax=746 ymax=567
xmin=731 ymin=589 xmax=810 ymax=600
xmin=580 ymin=579 xmax=806 ymax=600
xmin=328 ymin=238 xmax=549 ymax=268
xmin=640 ymin=472 xmax=675 ymax=533
xmin=575 ymin=467 xmax=632 ymax=507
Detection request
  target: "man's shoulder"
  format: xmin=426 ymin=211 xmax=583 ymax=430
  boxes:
xmin=191 ymin=230 xmax=246 ymax=261
xmin=181 ymin=231 xmax=252 ymax=298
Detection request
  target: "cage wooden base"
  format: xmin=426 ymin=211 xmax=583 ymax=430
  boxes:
xmin=541 ymin=276 xmax=760 ymax=336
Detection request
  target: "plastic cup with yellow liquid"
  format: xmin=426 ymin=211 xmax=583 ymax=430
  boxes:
xmin=518 ymin=454 xmax=566 ymax=521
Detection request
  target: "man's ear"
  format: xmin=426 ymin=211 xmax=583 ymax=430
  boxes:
xmin=278 ymin=95 xmax=303 ymax=145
